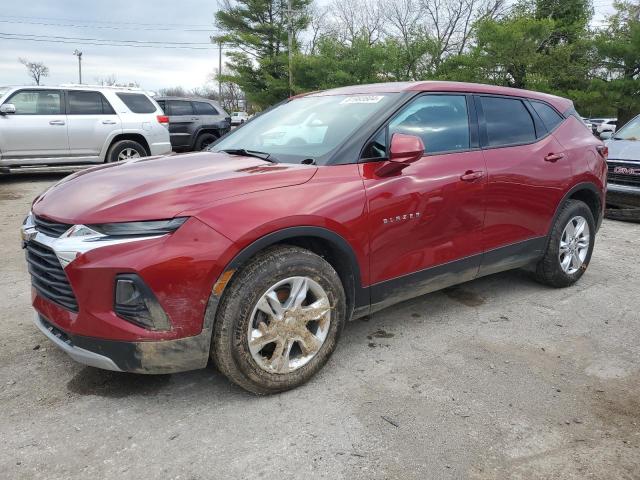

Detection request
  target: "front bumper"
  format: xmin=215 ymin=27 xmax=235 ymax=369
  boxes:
xmin=35 ymin=305 xmax=218 ymax=374
xmin=607 ymin=183 xmax=640 ymax=208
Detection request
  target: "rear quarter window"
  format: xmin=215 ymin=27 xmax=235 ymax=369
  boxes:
xmin=531 ymin=101 xmax=564 ymax=132
xmin=116 ymin=93 xmax=157 ymax=114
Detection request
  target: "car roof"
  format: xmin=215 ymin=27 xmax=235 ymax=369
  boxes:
xmin=155 ymin=96 xmax=221 ymax=104
xmin=308 ymin=81 xmax=572 ymax=113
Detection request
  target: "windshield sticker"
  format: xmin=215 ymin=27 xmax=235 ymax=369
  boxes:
xmin=340 ymin=95 xmax=384 ymax=104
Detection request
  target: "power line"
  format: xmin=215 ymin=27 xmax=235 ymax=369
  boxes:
xmin=0 ymin=32 xmax=214 ymax=46
xmin=0 ymin=34 xmax=219 ymax=50
xmin=1 ymin=14 xmax=214 ymax=28
xmin=0 ymin=19 xmax=213 ymax=32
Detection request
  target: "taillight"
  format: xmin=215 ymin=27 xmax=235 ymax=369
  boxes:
xmin=596 ymin=145 xmax=608 ymax=160
xmin=156 ymin=115 xmax=169 ymax=126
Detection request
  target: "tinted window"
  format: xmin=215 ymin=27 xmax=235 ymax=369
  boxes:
xmin=156 ymin=100 xmax=166 ymax=111
xmin=8 ymin=90 xmax=62 ymax=115
xmin=68 ymin=91 xmax=115 ymax=115
xmin=531 ymin=101 xmax=563 ymax=132
xmin=194 ymin=102 xmax=219 ymax=115
xmin=389 ymin=95 xmax=470 ymax=154
xmin=116 ymin=93 xmax=156 ymax=114
xmin=168 ymin=100 xmax=194 ymax=116
xmin=481 ymin=97 xmax=535 ymax=147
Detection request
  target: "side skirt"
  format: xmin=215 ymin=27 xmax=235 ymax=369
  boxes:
xmin=360 ymin=237 xmax=546 ymax=317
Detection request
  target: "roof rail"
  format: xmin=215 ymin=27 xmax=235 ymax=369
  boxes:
xmin=59 ymin=84 xmax=143 ymax=91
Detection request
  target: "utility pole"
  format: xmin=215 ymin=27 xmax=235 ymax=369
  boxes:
xmin=218 ymin=40 xmax=223 ymax=100
xmin=287 ymin=0 xmax=293 ymax=97
xmin=73 ymin=50 xmax=82 ymax=84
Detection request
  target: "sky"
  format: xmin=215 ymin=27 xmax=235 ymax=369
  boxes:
xmin=0 ymin=0 xmax=618 ymax=92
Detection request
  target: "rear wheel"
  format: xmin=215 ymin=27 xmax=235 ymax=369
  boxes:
xmin=211 ymin=246 xmax=346 ymax=394
xmin=195 ymin=132 xmax=218 ymax=151
xmin=106 ymin=140 xmax=146 ymax=163
xmin=534 ymin=199 xmax=595 ymax=287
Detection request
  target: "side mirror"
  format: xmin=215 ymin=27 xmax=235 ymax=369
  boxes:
xmin=376 ymin=133 xmax=425 ymax=176
xmin=599 ymin=131 xmax=613 ymax=140
xmin=0 ymin=104 xmax=16 ymax=115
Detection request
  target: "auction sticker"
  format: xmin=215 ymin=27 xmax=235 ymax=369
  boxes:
xmin=340 ymin=95 xmax=385 ymax=104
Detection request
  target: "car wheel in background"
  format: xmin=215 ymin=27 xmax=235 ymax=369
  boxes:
xmin=211 ymin=246 xmax=346 ymax=395
xmin=195 ymin=132 xmax=218 ymax=151
xmin=106 ymin=140 xmax=147 ymax=163
xmin=534 ymin=199 xmax=595 ymax=288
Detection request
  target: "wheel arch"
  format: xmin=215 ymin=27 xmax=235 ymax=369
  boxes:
xmin=102 ymin=133 xmax=151 ymax=161
xmin=220 ymin=227 xmax=369 ymax=322
xmin=548 ymin=182 xmax=603 ymax=241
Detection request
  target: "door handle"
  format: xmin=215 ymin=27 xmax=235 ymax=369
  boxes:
xmin=102 ymin=120 xmax=117 ymax=125
xmin=49 ymin=120 xmax=65 ymax=126
xmin=460 ymin=170 xmax=485 ymax=182
xmin=191 ymin=117 xmax=200 ymax=121
xmin=544 ymin=152 xmax=565 ymax=162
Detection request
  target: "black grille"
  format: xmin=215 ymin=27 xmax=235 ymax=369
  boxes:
xmin=26 ymin=241 xmax=78 ymax=311
xmin=608 ymin=162 xmax=640 ymax=188
xmin=34 ymin=215 xmax=72 ymax=238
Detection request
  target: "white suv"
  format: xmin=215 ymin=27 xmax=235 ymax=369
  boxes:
xmin=0 ymin=85 xmax=171 ymax=172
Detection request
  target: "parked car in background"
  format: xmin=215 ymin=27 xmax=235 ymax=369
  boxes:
xmin=580 ymin=117 xmax=593 ymax=131
xmin=597 ymin=119 xmax=618 ymax=137
xmin=23 ymin=81 xmax=606 ymax=394
xmin=589 ymin=117 xmax=615 ymax=135
xmin=155 ymin=97 xmax=230 ymax=152
xmin=230 ymin=111 xmax=249 ymax=126
xmin=0 ymin=85 xmax=171 ymax=173
xmin=603 ymin=114 xmax=640 ymax=209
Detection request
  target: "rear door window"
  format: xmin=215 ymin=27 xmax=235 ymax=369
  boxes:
xmin=116 ymin=93 xmax=157 ymax=114
xmin=530 ymin=101 xmax=564 ymax=132
xmin=167 ymin=100 xmax=194 ymax=116
xmin=194 ymin=102 xmax=219 ymax=115
xmin=481 ymin=96 xmax=536 ymax=147
xmin=7 ymin=90 xmax=63 ymax=115
xmin=68 ymin=91 xmax=115 ymax=115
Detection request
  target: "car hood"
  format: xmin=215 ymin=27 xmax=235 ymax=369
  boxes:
xmin=606 ymin=139 xmax=640 ymax=162
xmin=32 ymin=152 xmax=317 ymax=224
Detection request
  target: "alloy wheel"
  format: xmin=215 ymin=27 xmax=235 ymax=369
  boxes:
xmin=117 ymin=148 xmax=141 ymax=161
xmin=559 ymin=215 xmax=590 ymax=274
xmin=247 ymin=277 xmax=331 ymax=374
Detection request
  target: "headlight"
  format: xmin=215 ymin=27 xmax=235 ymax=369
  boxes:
xmin=87 ymin=217 xmax=188 ymax=237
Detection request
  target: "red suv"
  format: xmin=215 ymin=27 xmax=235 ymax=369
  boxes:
xmin=23 ymin=81 xmax=607 ymax=394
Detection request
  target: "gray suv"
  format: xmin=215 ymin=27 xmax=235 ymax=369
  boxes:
xmin=0 ymin=85 xmax=171 ymax=172
xmin=156 ymin=97 xmax=231 ymax=151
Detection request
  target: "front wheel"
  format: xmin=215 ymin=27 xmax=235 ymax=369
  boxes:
xmin=534 ymin=199 xmax=595 ymax=287
xmin=195 ymin=132 xmax=218 ymax=151
xmin=211 ymin=246 xmax=346 ymax=394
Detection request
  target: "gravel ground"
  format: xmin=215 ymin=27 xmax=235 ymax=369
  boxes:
xmin=1 ymin=173 xmax=639 ymax=480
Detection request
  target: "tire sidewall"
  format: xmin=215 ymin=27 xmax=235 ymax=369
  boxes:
xmin=196 ymin=133 xmax=217 ymax=151
xmin=107 ymin=140 xmax=146 ymax=163
xmin=219 ymin=250 xmax=346 ymax=392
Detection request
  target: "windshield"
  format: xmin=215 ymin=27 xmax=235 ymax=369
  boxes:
xmin=213 ymin=93 xmax=399 ymax=164
xmin=613 ymin=116 xmax=640 ymax=141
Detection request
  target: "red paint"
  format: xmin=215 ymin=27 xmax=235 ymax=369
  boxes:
xmin=29 ymin=82 xmax=605 ymax=344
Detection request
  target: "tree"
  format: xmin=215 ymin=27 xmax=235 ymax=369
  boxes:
xmin=592 ymin=1 xmax=640 ymax=124
xmin=214 ymin=0 xmax=312 ymax=107
xmin=18 ymin=58 xmax=49 ymax=85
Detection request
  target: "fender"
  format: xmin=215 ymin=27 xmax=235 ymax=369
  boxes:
xmin=215 ymin=226 xmax=370 ymax=320
xmin=546 ymin=181 xmax=604 ymax=242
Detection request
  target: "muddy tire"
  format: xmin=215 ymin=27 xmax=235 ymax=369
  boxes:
xmin=211 ymin=246 xmax=346 ymax=395
xmin=534 ymin=199 xmax=595 ymax=288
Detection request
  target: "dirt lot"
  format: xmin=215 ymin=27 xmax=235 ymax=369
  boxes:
xmin=1 ymin=173 xmax=639 ymax=480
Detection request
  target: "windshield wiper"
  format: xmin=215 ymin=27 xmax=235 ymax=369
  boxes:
xmin=220 ymin=148 xmax=278 ymax=163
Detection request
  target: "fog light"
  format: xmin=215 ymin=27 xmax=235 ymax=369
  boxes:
xmin=114 ymin=274 xmax=171 ymax=331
